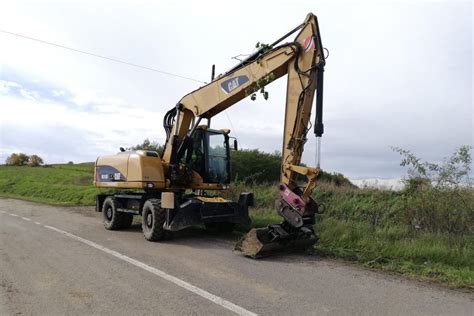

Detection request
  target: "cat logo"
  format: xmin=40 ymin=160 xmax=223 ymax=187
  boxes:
xmin=220 ymin=75 xmax=249 ymax=94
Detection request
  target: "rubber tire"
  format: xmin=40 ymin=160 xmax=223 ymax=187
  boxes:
xmin=205 ymin=222 xmax=236 ymax=233
xmin=141 ymin=199 xmax=171 ymax=241
xmin=102 ymin=197 xmax=133 ymax=230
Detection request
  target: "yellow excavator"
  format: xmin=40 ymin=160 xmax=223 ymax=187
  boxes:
xmin=94 ymin=13 xmax=326 ymax=258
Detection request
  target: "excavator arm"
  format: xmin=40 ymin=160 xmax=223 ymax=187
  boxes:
xmin=161 ymin=13 xmax=326 ymax=257
xmin=164 ymin=13 xmax=324 ymax=187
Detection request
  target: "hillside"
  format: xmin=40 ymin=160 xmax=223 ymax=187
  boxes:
xmin=0 ymin=163 xmax=110 ymax=205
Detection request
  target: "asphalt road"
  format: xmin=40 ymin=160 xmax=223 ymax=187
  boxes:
xmin=0 ymin=198 xmax=472 ymax=315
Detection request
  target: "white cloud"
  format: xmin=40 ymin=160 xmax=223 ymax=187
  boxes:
xmin=0 ymin=86 xmax=166 ymax=163
xmin=18 ymin=88 xmax=41 ymax=101
xmin=0 ymin=80 xmax=21 ymax=94
xmin=51 ymin=89 xmax=66 ymax=97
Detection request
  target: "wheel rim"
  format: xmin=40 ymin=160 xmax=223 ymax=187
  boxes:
xmin=146 ymin=211 xmax=153 ymax=228
xmin=106 ymin=206 xmax=113 ymax=220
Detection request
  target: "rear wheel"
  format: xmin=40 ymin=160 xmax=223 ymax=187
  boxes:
xmin=141 ymin=199 xmax=171 ymax=241
xmin=102 ymin=197 xmax=133 ymax=230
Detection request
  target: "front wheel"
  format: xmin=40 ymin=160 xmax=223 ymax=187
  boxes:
xmin=141 ymin=199 xmax=171 ymax=241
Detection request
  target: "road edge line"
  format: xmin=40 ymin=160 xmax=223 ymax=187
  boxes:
xmin=43 ymin=224 xmax=257 ymax=316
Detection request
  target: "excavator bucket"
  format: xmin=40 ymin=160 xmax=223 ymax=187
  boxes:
xmin=235 ymin=224 xmax=317 ymax=258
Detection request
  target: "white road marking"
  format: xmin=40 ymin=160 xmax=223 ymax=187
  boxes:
xmin=21 ymin=217 xmax=31 ymax=221
xmin=9 ymin=213 xmax=18 ymax=217
xmin=34 ymin=222 xmax=41 ymax=225
xmin=43 ymin=224 xmax=257 ymax=316
xmin=0 ymin=210 xmax=6 ymax=214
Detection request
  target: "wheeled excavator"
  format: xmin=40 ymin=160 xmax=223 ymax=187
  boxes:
xmin=94 ymin=13 xmax=326 ymax=258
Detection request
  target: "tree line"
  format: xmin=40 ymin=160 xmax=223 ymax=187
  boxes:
xmin=5 ymin=153 xmax=44 ymax=167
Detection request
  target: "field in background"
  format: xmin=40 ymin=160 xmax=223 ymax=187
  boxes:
xmin=0 ymin=164 xmax=472 ymax=289
xmin=0 ymin=163 xmax=111 ymax=205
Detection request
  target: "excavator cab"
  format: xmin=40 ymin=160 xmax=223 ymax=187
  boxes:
xmin=186 ymin=127 xmax=231 ymax=185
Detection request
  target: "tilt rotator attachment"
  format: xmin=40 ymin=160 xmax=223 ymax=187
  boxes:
xmin=235 ymin=167 xmax=322 ymax=258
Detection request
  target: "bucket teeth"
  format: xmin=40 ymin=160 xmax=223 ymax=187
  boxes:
xmin=235 ymin=225 xmax=317 ymax=259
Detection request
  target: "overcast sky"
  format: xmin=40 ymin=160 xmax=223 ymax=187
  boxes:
xmin=0 ymin=0 xmax=472 ymax=179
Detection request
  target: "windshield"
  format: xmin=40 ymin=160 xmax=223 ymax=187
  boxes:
xmin=207 ymin=132 xmax=229 ymax=184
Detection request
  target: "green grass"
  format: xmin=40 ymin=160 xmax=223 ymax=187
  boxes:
xmin=0 ymin=163 xmax=111 ymax=205
xmin=239 ymin=210 xmax=473 ymax=288
xmin=0 ymin=164 xmax=472 ymax=289
xmin=313 ymin=217 xmax=473 ymax=288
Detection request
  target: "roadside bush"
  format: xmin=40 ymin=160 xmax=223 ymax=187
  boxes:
xmin=392 ymin=145 xmax=472 ymax=187
xmin=392 ymin=145 xmax=473 ymax=234
xmin=231 ymin=149 xmax=281 ymax=184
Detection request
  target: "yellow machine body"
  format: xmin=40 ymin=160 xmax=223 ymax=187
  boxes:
xmin=94 ymin=150 xmax=166 ymax=189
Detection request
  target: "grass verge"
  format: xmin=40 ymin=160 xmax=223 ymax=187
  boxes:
xmin=0 ymin=164 xmax=110 ymax=205
xmin=246 ymin=210 xmax=473 ymax=289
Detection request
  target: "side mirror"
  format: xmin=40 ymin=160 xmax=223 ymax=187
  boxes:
xmin=233 ymin=139 xmax=238 ymax=151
